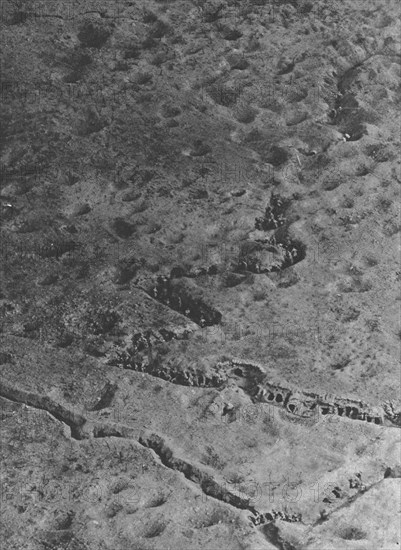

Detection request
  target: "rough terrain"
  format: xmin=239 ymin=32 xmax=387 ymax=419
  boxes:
xmin=0 ymin=0 xmax=400 ymax=548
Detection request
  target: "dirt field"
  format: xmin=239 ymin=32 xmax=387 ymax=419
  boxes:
xmin=1 ymin=0 xmax=400 ymax=548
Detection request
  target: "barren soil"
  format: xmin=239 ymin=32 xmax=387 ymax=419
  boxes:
xmin=1 ymin=0 xmax=400 ymax=549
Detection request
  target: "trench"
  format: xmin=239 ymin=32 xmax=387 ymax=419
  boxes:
xmin=107 ymin=352 xmax=398 ymax=428
xmin=110 ymin=350 xmax=227 ymax=388
xmin=0 ymin=380 xmax=285 ymax=528
xmin=253 ymin=374 xmax=398 ymax=428
xmin=331 ymin=51 xmax=401 ymax=141
xmin=260 ymin=523 xmax=299 ymax=550
xmin=312 ymin=476 xmax=387 ymax=528
xmin=138 ymin=430 xmax=258 ymax=514
xmin=147 ymin=277 xmax=222 ymax=328
xmin=0 ymin=380 xmax=87 ymax=439
xmin=0 ymin=380 xmax=134 ymax=441
xmin=3 ymin=374 xmax=390 ymax=544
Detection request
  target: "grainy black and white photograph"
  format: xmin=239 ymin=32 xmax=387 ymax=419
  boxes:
xmin=0 ymin=0 xmax=400 ymax=548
